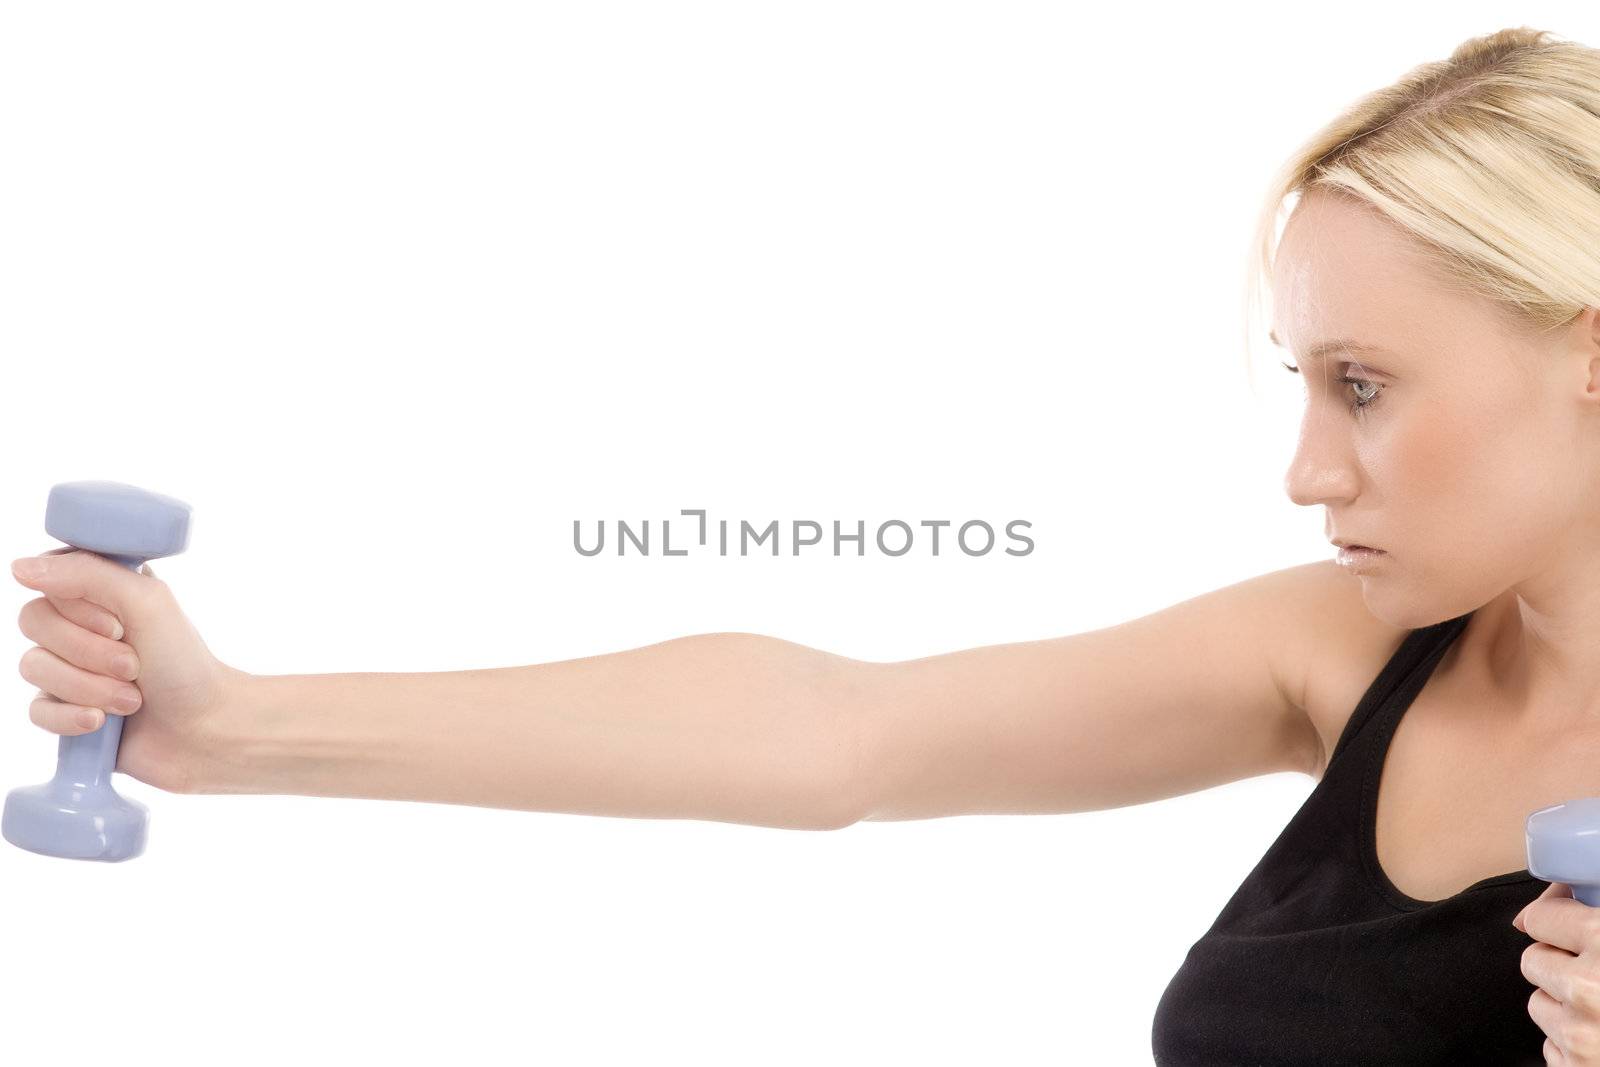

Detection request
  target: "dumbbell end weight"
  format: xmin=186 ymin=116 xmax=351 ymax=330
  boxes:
xmin=1527 ymin=798 xmax=1600 ymax=907
xmin=2 ymin=779 xmax=149 ymax=861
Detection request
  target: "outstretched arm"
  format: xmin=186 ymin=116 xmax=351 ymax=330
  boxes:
xmin=201 ymin=633 xmax=870 ymax=831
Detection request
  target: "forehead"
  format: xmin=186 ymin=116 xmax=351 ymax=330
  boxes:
xmin=1269 ymin=191 xmax=1479 ymax=356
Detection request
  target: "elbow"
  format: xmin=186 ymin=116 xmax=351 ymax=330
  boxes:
xmin=814 ymin=778 xmax=863 ymax=831
xmin=755 ymin=637 xmax=878 ymax=832
xmin=815 ymin=684 xmax=874 ymax=831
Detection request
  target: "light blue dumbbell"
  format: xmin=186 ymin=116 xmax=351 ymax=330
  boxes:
xmin=2 ymin=481 xmax=192 ymax=862
xmin=1526 ymin=799 xmax=1600 ymax=906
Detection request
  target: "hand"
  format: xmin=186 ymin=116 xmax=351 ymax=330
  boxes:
xmin=1516 ymin=880 xmax=1600 ymax=1063
xmin=10 ymin=547 xmax=244 ymax=794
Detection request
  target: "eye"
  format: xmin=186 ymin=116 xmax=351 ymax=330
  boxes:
xmin=1337 ymin=373 xmax=1381 ymax=412
xmin=1280 ymin=362 xmax=1382 ymax=414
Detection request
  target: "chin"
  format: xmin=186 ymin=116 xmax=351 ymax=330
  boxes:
xmin=1362 ymin=577 xmax=1492 ymax=633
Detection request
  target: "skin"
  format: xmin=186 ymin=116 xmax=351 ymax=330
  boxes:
xmin=1275 ymin=187 xmax=1600 ymax=728
xmin=9 ymin=551 xmax=855 ymax=828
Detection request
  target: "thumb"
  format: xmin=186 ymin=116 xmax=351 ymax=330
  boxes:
xmin=10 ymin=549 xmax=164 ymax=625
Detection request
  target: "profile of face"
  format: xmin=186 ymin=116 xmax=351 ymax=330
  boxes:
xmin=1274 ymin=189 xmax=1600 ymax=629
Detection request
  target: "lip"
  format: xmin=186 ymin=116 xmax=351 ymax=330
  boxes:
xmin=1331 ymin=539 xmax=1384 ymax=552
xmin=1335 ymin=544 xmax=1386 ymax=572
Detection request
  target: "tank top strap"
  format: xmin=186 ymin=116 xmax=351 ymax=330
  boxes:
xmin=1322 ymin=609 xmax=1475 ymax=774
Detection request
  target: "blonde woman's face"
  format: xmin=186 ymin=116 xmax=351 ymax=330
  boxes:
xmin=1273 ymin=190 xmax=1600 ymax=624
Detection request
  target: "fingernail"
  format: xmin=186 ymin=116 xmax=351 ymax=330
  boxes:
xmin=76 ymin=709 xmax=103 ymax=730
xmin=108 ymin=619 xmax=124 ymax=641
xmin=11 ymin=558 xmax=46 ymax=579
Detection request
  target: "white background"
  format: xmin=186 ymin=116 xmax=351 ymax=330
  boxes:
xmin=2 ymin=2 xmax=1593 ymax=1063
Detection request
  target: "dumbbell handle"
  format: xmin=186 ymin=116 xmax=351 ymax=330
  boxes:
xmin=55 ymin=554 xmax=147 ymax=792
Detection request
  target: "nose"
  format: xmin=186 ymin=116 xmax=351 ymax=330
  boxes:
xmin=1282 ymin=408 xmax=1361 ymax=507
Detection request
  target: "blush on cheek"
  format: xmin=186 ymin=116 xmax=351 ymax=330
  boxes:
xmin=1356 ymin=419 xmax=1470 ymax=570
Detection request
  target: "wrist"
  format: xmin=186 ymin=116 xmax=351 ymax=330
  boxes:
xmin=196 ymin=668 xmax=315 ymax=796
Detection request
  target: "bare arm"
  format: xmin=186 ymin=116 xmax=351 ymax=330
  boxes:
xmin=23 ymin=550 xmax=1318 ymax=831
xmin=853 ymin=563 xmax=1327 ymax=821
xmin=197 ymin=632 xmax=873 ymax=832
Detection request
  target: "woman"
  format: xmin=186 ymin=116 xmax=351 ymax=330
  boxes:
xmin=11 ymin=24 xmax=1599 ymax=1065
xmin=1157 ymin=25 xmax=1600 ymax=1064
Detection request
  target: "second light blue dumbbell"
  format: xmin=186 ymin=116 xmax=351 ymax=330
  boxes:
xmin=1526 ymin=799 xmax=1600 ymax=907
xmin=2 ymin=481 xmax=192 ymax=862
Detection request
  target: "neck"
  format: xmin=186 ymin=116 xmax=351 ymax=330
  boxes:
xmin=1464 ymin=585 xmax=1600 ymax=730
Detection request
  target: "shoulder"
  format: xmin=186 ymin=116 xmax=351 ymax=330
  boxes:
xmin=1268 ymin=559 xmax=1409 ymax=780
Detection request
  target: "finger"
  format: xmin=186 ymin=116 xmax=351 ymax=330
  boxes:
xmin=47 ymin=594 xmax=124 ymax=641
xmin=1523 ymin=941 xmax=1584 ymax=1005
xmin=17 ymin=646 xmax=142 ymax=716
xmin=17 ymin=598 xmax=139 ymax=681
xmin=28 ymin=690 xmax=107 ymax=735
xmin=33 ymin=549 xmax=125 ymax=637
xmin=9 ymin=549 xmax=160 ymax=625
xmin=1522 ymin=896 xmax=1598 ymax=954
xmin=1530 ymin=986 xmax=1567 ymax=1046
xmin=1517 ymin=881 xmax=1575 ymax=932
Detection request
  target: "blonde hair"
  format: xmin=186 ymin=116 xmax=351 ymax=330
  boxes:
xmin=1245 ymin=26 xmax=1600 ymax=383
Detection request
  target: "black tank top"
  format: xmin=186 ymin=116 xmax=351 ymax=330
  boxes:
xmin=1150 ymin=609 xmax=1547 ymax=1064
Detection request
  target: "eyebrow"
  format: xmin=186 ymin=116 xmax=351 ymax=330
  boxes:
xmin=1267 ymin=330 xmax=1393 ymax=362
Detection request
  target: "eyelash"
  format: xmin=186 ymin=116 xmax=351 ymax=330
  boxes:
xmin=1280 ymin=362 xmax=1381 ymax=414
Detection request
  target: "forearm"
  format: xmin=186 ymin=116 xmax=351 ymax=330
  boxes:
xmin=197 ymin=633 xmax=868 ymax=831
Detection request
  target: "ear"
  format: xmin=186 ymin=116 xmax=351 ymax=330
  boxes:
xmin=1570 ymin=307 xmax=1600 ymax=398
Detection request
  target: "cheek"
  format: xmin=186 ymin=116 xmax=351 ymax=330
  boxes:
xmin=1393 ymin=406 xmax=1562 ymax=564
xmin=1353 ymin=409 xmax=1475 ymax=509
